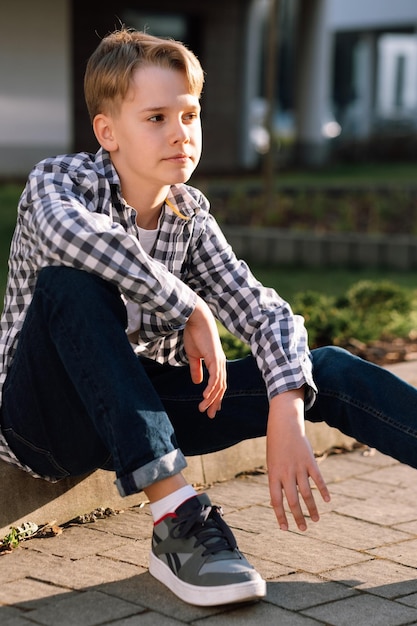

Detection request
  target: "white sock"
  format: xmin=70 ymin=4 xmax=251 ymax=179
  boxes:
xmin=150 ymin=484 xmax=198 ymax=523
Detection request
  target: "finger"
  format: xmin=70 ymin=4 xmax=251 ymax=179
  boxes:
xmin=297 ymin=475 xmax=320 ymax=523
xmin=295 ymin=467 xmax=331 ymax=528
xmin=189 ymin=357 xmax=203 ymax=385
xmin=311 ymin=467 xmax=331 ymax=504
xmin=284 ymin=482 xmax=308 ymax=532
xmin=203 ymin=369 xmax=226 ymax=402
xmin=270 ymin=486 xmax=290 ymax=531
xmin=199 ymin=359 xmax=227 ymax=417
xmin=199 ymin=378 xmax=225 ymax=417
xmin=274 ymin=508 xmax=290 ymax=532
xmin=204 ymin=399 xmax=222 ymax=419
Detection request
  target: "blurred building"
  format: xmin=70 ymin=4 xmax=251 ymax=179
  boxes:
xmin=2 ymin=0 xmax=417 ymax=179
xmin=329 ymin=0 xmax=417 ymax=165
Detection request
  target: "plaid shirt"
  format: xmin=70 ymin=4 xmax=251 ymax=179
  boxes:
xmin=0 ymin=148 xmax=316 ymax=478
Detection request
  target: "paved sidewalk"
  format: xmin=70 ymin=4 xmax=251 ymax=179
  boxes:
xmin=2 ymin=445 xmax=417 ymax=625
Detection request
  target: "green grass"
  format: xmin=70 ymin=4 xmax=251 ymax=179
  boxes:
xmin=250 ymin=266 xmax=417 ymax=303
xmin=274 ymin=161 xmax=417 ymax=187
xmin=192 ymin=160 xmax=417 ymax=194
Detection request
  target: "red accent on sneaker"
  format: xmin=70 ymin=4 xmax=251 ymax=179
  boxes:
xmin=153 ymin=495 xmax=200 ymax=526
xmin=153 ymin=512 xmax=176 ymax=526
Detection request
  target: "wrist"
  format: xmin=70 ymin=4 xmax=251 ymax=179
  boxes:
xmin=268 ymin=389 xmax=305 ymax=431
xmin=269 ymin=387 xmax=305 ymax=411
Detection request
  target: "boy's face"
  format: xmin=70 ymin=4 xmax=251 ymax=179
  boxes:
xmin=97 ymin=65 xmax=202 ymax=195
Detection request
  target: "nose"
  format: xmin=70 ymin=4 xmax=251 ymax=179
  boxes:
xmin=171 ymin=119 xmax=190 ymax=144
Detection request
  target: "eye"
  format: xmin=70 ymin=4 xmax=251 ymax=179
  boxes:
xmin=184 ymin=111 xmax=199 ymax=122
xmin=149 ymin=114 xmax=164 ymax=123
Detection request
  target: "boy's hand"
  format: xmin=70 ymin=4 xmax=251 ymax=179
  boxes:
xmin=183 ymin=298 xmax=226 ymax=418
xmin=267 ymin=389 xmax=331 ymax=532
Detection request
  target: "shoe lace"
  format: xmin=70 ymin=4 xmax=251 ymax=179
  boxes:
xmin=171 ymin=504 xmax=237 ymax=556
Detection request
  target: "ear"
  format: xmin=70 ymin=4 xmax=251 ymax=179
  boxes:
xmin=93 ymin=114 xmax=118 ymax=151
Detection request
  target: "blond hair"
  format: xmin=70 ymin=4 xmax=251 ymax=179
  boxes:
xmin=84 ymin=28 xmax=205 ymax=121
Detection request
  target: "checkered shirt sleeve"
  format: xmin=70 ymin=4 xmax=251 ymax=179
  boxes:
xmin=182 ymin=207 xmax=316 ymax=404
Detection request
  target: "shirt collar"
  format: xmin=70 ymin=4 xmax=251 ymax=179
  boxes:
xmin=94 ymin=147 xmax=121 ymax=186
xmin=166 ymin=184 xmax=201 ymax=220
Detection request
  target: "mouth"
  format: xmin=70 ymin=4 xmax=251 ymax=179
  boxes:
xmin=165 ymin=153 xmax=191 ymax=163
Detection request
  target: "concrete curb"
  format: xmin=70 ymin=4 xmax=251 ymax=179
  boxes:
xmin=222 ymin=226 xmax=417 ymax=269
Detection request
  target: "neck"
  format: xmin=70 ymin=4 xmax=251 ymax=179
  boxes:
xmin=122 ymin=183 xmax=170 ymax=230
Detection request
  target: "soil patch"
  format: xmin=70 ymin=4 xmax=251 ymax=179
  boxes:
xmin=344 ymin=336 xmax=417 ymax=366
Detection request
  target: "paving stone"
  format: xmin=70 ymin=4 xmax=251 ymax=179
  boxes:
xmin=237 ymin=529 xmax=371 ymax=574
xmin=227 ymin=494 xmax=344 ymax=529
xmin=25 ymin=525 xmax=129 ymax=559
xmin=191 ymin=600 xmax=322 ymax=625
xmin=329 ymin=476 xmax=403 ymax=502
xmin=302 ymin=592 xmax=417 ymax=626
xmin=340 ymin=450 xmax=397 ymax=468
xmin=314 ymin=491 xmax=360 ymax=514
xmin=394 ymin=519 xmax=417 ymax=534
xmin=0 ymin=606 xmax=39 ymax=626
xmin=206 ymin=479 xmax=271 ymax=514
xmin=228 ymin=531 xmax=295 ymax=580
xmin=323 ymin=558 xmax=417 ymax=598
xmin=359 ymin=464 xmax=417 ymax=489
xmin=368 ymin=538 xmax=417 ymax=569
xmin=265 ymin=572 xmax=357 ymax=610
xmin=225 ymin=504 xmax=275 ymax=534
xmin=22 ymin=589 xmax=144 ymax=626
xmin=0 ymin=549 xmax=69 ymax=584
xmin=85 ymin=508 xmax=153 ymax=540
xmin=334 ymin=498 xmax=417 ymax=527
xmin=31 ymin=555 xmax=145 ymax=590
xmin=98 ymin=537 xmax=150 ymax=568
xmin=0 ymin=577 xmax=71 ymax=609
xmin=300 ymin=510 xmax=411 ymax=550
xmin=111 ymin=612 xmax=185 ymax=625
xmin=100 ymin=572 xmax=227 ymax=623
xmin=317 ymin=453 xmax=381 ymax=484
xmin=380 ymin=482 xmax=417 ymax=504
xmin=397 ymin=592 xmax=417 ymax=609
xmin=246 ymin=555 xmax=294 ymax=580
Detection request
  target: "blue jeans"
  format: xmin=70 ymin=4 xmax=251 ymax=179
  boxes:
xmin=2 ymin=267 xmax=417 ymax=496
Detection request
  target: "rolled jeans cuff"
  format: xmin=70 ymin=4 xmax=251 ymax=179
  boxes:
xmin=115 ymin=448 xmax=188 ymax=497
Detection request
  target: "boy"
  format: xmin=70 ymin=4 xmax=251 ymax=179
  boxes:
xmin=2 ymin=28 xmax=417 ymax=607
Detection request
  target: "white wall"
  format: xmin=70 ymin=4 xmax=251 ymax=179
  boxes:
xmin=328 ymin=0 xmax=417 ymax=30
xmin=0 ymin=0 xmax=71 ymax=177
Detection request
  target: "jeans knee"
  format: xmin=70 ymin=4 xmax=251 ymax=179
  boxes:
xmin=311 ymin=345 xmax=357 ymax=389
xmin=36 ymin=267 xmax=88 ymax=301
xmin=35 ymin=267 xmax=126 ymax=327
xmin=38 ymin=266 xmax=74 ymax=280
xmin=37 ymin=266 xmax=95 ymax=290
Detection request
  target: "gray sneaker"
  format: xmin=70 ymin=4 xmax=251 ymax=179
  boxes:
xmin=149 ymin=493 xmax=266 ymax=606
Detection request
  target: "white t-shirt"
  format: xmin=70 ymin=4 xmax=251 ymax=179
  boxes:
xmin=125 ymin=224 xmax=159 ymax=341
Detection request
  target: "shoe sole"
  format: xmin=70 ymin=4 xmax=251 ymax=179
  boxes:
xmin=149 ymin=551 xmax=267 ymax=606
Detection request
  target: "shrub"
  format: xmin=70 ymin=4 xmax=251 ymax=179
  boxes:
xmin=211 ymin=187 xmax=417 ymax=234
xmin=294 ymin=280 xmax=416 ymax=347
xmin=291 ymin=290 xmax=350 ymax=347
xmin=337 ymin=280 xmax=414 ymax=344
